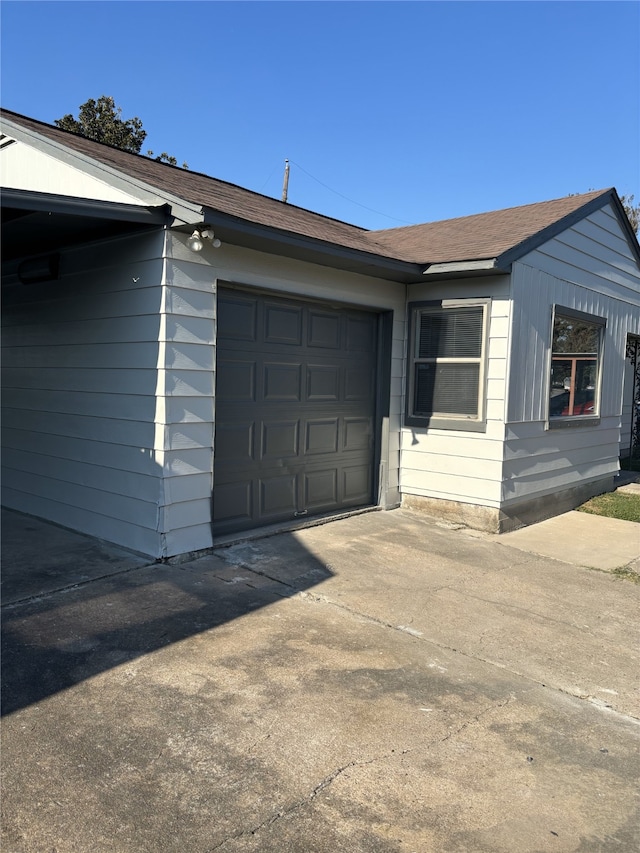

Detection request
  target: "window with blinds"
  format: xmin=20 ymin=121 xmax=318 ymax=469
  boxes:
xmin=406 ymin=301 xmax=488 ymax=430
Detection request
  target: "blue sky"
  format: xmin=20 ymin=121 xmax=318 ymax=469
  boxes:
xmin=2 ymin=1 xmax=638 ymax=229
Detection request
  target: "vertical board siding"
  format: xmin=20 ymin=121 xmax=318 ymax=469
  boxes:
xmin=1 ymin=230 xmax=166 ymax=556
xmin=503 ymin=205 xmax=640 ymax=507
xmin=399 ymin=277 xmax=510 ymax=507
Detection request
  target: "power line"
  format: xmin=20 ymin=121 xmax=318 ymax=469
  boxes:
xmin=259 ymin=162 xmax=280 ymax=193
xmin=288 ymin=159 xmax=413 ymax=226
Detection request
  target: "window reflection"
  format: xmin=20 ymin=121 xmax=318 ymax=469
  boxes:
xmin=549 ymin=314 xmax=601 ymax=418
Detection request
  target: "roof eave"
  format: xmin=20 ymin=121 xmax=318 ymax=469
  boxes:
xmin=1 ymin=115 xmax=204 ymax=226
xmin=494 ymin=189 xmax=631 ymax=269
xmin=199 ymin=206 xmax=426 ymax=283
xmin=1 ymin=187 xmax=172 ymax=224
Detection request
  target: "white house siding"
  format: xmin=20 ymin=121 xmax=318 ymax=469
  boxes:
xmin=0 ymin=135 xmax=150 ymax=205
xmin=155 ymin=234 xmax=216 ymax=557
xmin=504 ymin=203 xmax=640 ymax=506
xmin=164 ymin=233 xmax=408 ymax=546
xmin=399 ymin=276 xmax=511 ymax=509
xmin=1 ymin=230 xmax=168 ymax=556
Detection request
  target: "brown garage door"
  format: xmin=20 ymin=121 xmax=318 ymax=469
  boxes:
xmin=212 ymin=287 xmax=378 ymax=535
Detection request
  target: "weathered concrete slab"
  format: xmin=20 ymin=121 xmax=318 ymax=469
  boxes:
xmin=617 ymin=482 xmax=640 ymax=495
xmin=1 ymin=508 xmax=150 ymax=605
xmin=498 ymin=509 xmax=640 ymax=570
xmin=2 ymin=509 xmax=639 ymax=852
xmin=227 ymin=510 xmax=640 ymax=720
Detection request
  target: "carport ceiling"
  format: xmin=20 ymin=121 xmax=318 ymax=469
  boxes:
xmin=1 ymin=189 xmax=171 ymax=263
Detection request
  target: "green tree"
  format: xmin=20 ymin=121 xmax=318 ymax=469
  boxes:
xmin=552 ymin=317 xmax=599 ymax=354
xmin=620 ymin=194 xmax=640 ymax=235
xmin=55 ymin=96 xmax=146 ymax=153
xmin=55 ymin=96 xmax=187 ymax=168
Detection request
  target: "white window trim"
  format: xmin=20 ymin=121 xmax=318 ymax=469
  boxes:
xmin=405 ymin=298 xmax=490 ymax=432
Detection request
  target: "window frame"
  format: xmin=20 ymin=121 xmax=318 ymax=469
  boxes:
xmin=405 ymin=298 xmax=490 ymax=432
xmin=547 ymin=305 xmax=605 ymax=429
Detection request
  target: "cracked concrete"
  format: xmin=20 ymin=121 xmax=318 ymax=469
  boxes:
xmin=2 ymin=507 xmax=639 ymax=852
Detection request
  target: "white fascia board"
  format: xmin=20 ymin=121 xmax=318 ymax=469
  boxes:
xmin=1 ymin=117 xmax=203 ymax=227
xmin=423 ymin=259 xmax=501 ymax=275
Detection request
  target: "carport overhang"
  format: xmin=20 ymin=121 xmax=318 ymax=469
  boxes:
xmin=1 ymin=188 xmax=173 ymax=270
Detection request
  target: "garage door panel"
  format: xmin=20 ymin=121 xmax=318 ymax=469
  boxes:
xmin=304 ymin=468 xmax=338 ymax=509
xmin=215 ymin=421 xmax=255 ymax=465
xmin=308 ymin=311 xmax=341 ymax=349
xmin=264 ymin=302 xmax=303 ymax=345
xmin=343 ymin=465 xmax=371 ymax=502
xmin=261 ymin=420 xmax=300 ymax=459
xmin=217 ymin=294 xmax=257 ymax=342
xmin=263 ymin=362 xmax=302 ymax=401
xmin=213 ymin=480 xmax=253 ymax=524
xmin=345 ymin=365 xmax=375 ymax=401
xmin=260 ymin=473 xmax=298 ymax=517
xmin=346 ymin=314 xmax=376 ymax=352
xmin=307 ymin=364 xmax=340 ymax=401
xmin=305 ymin=418 xmax=339 ymax=455
xmin=344 ymin=417 xmax=372 ymax=452
xmin=213 ymin=288 xmax=378 ymax=535
xmin=216 ymin=359 xmax=257 ymax=402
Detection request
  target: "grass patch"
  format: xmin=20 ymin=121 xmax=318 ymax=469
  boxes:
xmin=578 ymin=491 xmax=640 ymax=523
xmin=611 ymin=566 xmax=640 ymax=584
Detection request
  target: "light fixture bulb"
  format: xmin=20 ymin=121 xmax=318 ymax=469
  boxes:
xmin=187 ymin=230 xmax=204 ymax=252
xmin=212 ymin=238 xmax=222 ymax=248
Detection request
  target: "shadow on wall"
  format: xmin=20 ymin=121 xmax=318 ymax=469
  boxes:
xmin=0 ymin=510 xmax=333 ymax=716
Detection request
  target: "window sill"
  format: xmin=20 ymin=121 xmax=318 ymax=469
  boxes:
xmin=405 ymin=414 xmax=487 ymax=433
xmin=548 ymin=416 xmax=601 ymax=429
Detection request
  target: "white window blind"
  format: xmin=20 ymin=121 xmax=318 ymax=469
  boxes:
xmin=408 ymin=303 xmax=487 ymax=424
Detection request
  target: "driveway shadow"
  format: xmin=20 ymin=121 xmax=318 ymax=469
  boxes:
xmin=1 ymin=513 xmax=332 ymax=716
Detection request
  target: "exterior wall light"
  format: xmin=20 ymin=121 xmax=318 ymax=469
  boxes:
xmin=187 ymin=230 xmax=204 ymax=252
xmin=187 ymin=228 xmax=222 ymax=252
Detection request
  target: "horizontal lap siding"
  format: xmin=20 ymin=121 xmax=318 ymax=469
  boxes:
xmin=503 ymin=419 xmax=621 ymax=502
xmin=400 ymin=276 xmax=510 ymax=507
xmin=155 ymin=245 xmax=216 ymax=555
xmin=504 ymin=204 xmax=640 ymax=507
xmin=1 ymin=231 xmax=166 ymax=556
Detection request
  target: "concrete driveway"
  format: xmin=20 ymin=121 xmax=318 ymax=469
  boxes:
xmin=2 ymin=507 xmax=639 ymax=852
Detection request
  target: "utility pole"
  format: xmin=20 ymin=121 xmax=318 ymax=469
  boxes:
xmin=281 ymin=159 xmax=290 ymax=203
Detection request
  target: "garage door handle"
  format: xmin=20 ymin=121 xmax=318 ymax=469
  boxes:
xmin=294 ymin=510 xmax=308 ymax=517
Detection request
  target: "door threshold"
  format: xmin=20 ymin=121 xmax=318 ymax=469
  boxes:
xmin=210 ymin=505 xmax=383 ymax=551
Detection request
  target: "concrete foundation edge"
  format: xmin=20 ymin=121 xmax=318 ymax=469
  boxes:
xmin=401 ymin=475 xmax=615 ymax=534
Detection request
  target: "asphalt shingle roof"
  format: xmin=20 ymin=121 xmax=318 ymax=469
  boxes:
xmin=1 ymin=108 xmax=615 ymax=267
xmin=368 ymin=190 xmax=613 ymax=264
